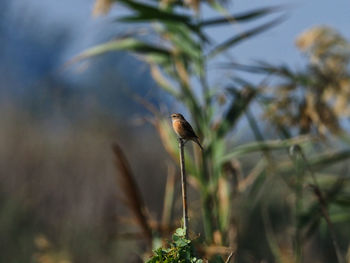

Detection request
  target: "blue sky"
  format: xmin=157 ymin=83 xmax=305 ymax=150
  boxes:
xmin=230 ymin=0 xmax=350 ymax=65
xmin=1 ymin=0 xmax=349 ymax=96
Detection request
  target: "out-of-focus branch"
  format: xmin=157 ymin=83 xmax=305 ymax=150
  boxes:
xmin=290 ymin=145 xmax=344 ymax=263
xmin=112 ymin=143 xmax=153 ymax=246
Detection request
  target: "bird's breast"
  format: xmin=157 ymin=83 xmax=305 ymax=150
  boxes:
xmin=172 ymin=120 xmax=187 ymax=138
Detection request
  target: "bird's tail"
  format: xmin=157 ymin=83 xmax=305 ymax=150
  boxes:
xmin=193 ymin=137 xmax=203 ymax=150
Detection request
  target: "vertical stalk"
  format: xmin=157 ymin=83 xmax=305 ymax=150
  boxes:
xmin=202 ymin=192 xmax=213 ymax=243
xmin=179 ymin=138 xmax=189 ymax=238
xmin=290 ymin=145 xmax=344 ymax=263
xmin=198 ymin=148 xmax=214 ymax=243
xmin=309 ymin=184 xmax=344 ymax=263
xmin=225 ymin=251 xmax=235 ymax=263
xmin=295 ymin=157 xmax=303 ymax=263
xmin=298 ymin=148 xmax=344 ymax=263
xmin=290 ymin=145 xmax=304 ymax=263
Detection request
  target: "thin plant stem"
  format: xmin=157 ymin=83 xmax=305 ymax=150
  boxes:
xmin=201 ymin=192 xmax=214 ymax=243
xmin=225 ymin=251 xmax=235 ymax=263
xmin=293 ymin=152 xmax=304 ymax=263
xmin=161 ymin=163 xmax=176 ymax=230
xmin=245 ymin=107 xmax=272 ymax=163
xmin=309 ymin=184 xmax=344 ymax=263
xmin=292 ymin=145 xmax=344 ymax=263
xmin=198 ymin=148 xmax=213 ymax=242
xmin=179 ymin=138 xmax=189 ymax=238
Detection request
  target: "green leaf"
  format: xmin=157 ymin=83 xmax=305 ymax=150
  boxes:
xmin=216 ymin=86 xmax=258 ymax=138
xmin=221 ymin=136 xmax=312 ymax=163
xmin=68 ymin=37 xmax=171 ymax=64
xmin=226 ymin=61 xmax=313 ymax=86
xmin=276 ymin=150 xmax=350 ymax=180
xmin=296 ymin=150 xmax=350 ymax=171
xmin=174 ymin=237 xmax=189 ymax=248
xmin=334 ymin=194 xmax=350 ymax=207
xmin=116 ymin=0 xmax=204 ymax=36
xmin=330 ymin=211 xmax=350 ymax=223
xmin=118 ymin=0 xmax=192 ymax=24
xmin=199 ymin=6 xmax=282 ymax=27
xmin=163 ymin=22 xmax=202 ymax=62
xmin=174 ymin=228 xmax=186 ymax=237
xmin=208 ymin=15 xmax=286 ymax=58
xmin=116 ymin=1 xmax=211 ymax=42
xmin=207 ymin=0 xmax=226 ymax=13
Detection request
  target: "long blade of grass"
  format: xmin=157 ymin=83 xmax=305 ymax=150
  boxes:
xmin=221 ymin=136 xmax=313 ymax=163
xmin=216 ymin=86 xmax=258 ymax=138
xmin=261 ymin=206 xmax=285 ymax=263
xmin=163 ymin=22 xmax=202 ymax=62
xmin=66 ymin=38 xmax=171 ymax=66
xmin=279 ymin=150 xmax=350 ymax=173
xmin=307 ymin=183 xmax=345 ymax=263
xmin=217 ymin=62 xmax=270 ymax=74
xmin=161 ymin=164 xmax=176 ymax=230
xmin=299 ymin=178 xmax=346 ymax=231
xmin=116 ymin=0 xmax=202 ymax=35
xmin=199 ymin=6 xmax=282 ymax=27
xmin=226 ymin=61 xmax=313 ymax=87
xmin=118 ymin=0 xmax=192 ymax=23
xmin=149 ymin=64 xmax=179 ymax=97
xmin=111 ymin=143 xmax=153 ymax=244
xmin=208 ymin=15 xmax=286 ymax=58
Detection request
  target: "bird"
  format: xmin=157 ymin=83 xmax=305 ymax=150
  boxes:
xmin=170 ymin=113 xmax=203 ymax=150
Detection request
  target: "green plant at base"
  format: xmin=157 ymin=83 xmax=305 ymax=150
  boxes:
xmin=147 ymin=228 xmax=203 ymax=263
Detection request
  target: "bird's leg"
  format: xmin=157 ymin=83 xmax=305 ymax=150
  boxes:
xmin=178 ymin=138 xmax=183 ymax=148
xmin=178 ymin=138 xmax=188 ymax=148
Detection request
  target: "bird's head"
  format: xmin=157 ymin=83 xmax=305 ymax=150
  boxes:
xmin=170 ymin=113 xmax=185 ymax=121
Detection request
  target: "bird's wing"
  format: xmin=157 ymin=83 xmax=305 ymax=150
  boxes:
xmin=183 ymin=120 xmax=199 ymax=138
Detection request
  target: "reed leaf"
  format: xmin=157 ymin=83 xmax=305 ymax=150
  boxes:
xmin=216 ymin=86 xmax=258 ymax=138
xmin=208 ymin=15 xmax=286 ymax=58
xmin=221 ymin=136 xmax=312 ymax=163
xmin=199 ymin=6 xmax=283 ymax=27
xmin=67 ymin=37 xmax=171 ymax=65
xmin=116 ymin=0 xmax=200 ymax=33
xmin=111 ymin=143 xmax=153 ymax=243
xmin=149 ymin=64 xmax=179 ymax=97
xmin=161 ymin=164 xmax=176 ymax=229
xmin=278 ymin=150 xmax=350 ymax=173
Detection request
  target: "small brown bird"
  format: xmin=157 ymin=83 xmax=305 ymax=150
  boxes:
xmin=171 ymin=113 xmax=203 ymax=150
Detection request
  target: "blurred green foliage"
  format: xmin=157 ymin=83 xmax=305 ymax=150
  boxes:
xmin=1 ymin=0 xmax=350 ymax=262
xmin=71 ymin=0 xmax=350 ymax=262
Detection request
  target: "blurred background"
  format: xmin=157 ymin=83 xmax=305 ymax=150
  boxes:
xmin=1 ymin=0 xmax=350 ymax=262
